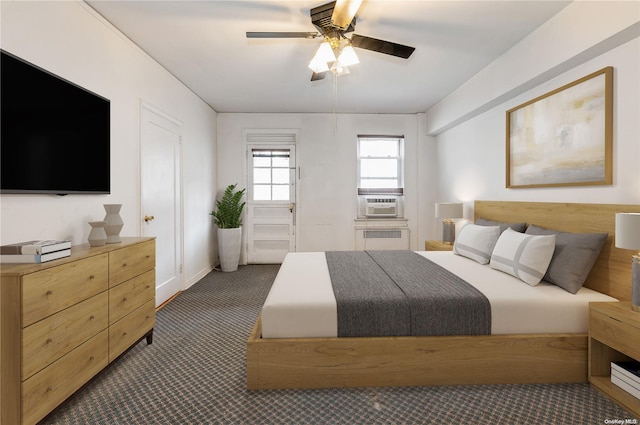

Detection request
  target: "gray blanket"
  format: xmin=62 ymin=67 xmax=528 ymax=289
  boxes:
xmin=325 ymin=251 xmax=491 ymax=337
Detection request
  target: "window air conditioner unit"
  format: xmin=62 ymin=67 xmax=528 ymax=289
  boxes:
xmin=364 ymin=197 xmax=398 ymax=218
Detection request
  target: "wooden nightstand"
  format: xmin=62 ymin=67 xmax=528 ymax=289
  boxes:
xmin=589 ymin=302 xmax=640 ymax=417
xmin=425 ymin=240 xmax=454 ymax=251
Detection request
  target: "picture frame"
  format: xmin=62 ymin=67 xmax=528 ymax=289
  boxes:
xmin=506 ymin=67 xmax=613 ymax=188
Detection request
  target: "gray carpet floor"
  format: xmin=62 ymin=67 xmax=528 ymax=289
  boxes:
xmin=43 ymin=264 xmax=637 ymax=424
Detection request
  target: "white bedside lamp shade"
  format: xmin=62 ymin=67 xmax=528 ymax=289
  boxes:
xmin=435 ymin=203 xmax=463 ymax=220
xmin=615 ymin=213 xmax=640 ymax=312
xmin=616 ymin=213 xmax=640 ymax=252
xmin=435 ymin=203 xmax=463 ymax=243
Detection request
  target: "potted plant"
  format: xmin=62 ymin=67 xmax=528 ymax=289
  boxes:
xmin=210 ymin=184 xmax=246 ymax=272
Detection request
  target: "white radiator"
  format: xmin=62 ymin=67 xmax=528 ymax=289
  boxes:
xmin=355 ymin=228 xmax=410 ymax=250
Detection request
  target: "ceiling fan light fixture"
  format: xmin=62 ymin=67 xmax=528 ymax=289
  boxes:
xmin=248 ymin=0 xmax=417 ymax=81
xmin=337 ymin=44 xmax=359 ymax=67
xmin=308 ymin=54 xmax=330 ymax=73
xmin=315 ymin=41 xmax=337 ymax=63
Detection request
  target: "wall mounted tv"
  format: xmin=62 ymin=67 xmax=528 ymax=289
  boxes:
xmin=1 ymin=50 xmax=110 ymax=194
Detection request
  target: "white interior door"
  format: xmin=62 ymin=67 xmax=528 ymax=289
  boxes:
xmin=141 ymin=103 xmax=183 ymax=306
xmin=246 ymin=145 xmax=296 ymax=264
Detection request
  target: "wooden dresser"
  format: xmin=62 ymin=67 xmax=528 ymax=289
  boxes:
xmin=1 ymin=237 xmax=155 ymax=425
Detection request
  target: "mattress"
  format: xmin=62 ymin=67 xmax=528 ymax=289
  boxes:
xmin=260 ymin=251 xmax=618 ymax=338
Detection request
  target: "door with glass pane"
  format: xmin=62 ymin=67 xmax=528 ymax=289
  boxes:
xmin=246 ymin=145 xmax=296 ymax=264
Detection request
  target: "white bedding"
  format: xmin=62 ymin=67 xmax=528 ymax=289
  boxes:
xmin=261 ymin=251 xmax=618 ymax=338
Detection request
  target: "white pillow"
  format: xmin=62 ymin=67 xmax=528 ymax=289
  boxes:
xmin=490 ymin=228 xmax=556 ymax=286
xmin=453 ymin=223 xmax=501 ymax=265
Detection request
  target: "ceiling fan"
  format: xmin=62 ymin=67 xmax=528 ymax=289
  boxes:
xmin=246 ymin=0 xmax=415 ymax=81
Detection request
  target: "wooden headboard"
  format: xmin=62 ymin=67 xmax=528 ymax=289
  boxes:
xmin=474 ymin=200 xmax=640 ymax=301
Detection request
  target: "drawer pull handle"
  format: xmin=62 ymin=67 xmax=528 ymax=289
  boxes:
xmin=89 ymin=315 xmax=95 ymax=320
xmin=46 ymin=338 xmax=53 ymax=344
xmin=46 ymin=386 xmax=53 ymax=393
xmin=89 ymin=356 xmax=95 ymax=362
xmin=88 ymin=275 xmax=95 ymax=280
xmin=122 ymin=263 xmax=128 ymax=268
xmin=122 ymin=297 xmax=128 ymax=303
xmin=46 ymin=290 xmax=53 ymax=296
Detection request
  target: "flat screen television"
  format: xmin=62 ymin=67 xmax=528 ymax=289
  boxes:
xmin=1 ymin=50 xmax=110 ymax=194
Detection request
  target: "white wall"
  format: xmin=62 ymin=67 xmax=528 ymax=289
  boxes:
xmin=217 ymin=113 xmax=436 ymax=252
xmin=426 ymin=1 xmax=640 ymax=135
xmin=429 ymin=1 xmax=640 ymax=218
xmin=0 ymin=1 xmax=217 ymax=288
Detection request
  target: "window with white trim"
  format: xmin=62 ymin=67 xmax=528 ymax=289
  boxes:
xmin=357 ymin=135 xmax=404 ymax=195
xmin=251 ymin=149 xmax=290 ymax=201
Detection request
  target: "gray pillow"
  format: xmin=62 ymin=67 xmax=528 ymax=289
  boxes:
xmin=525 ymin=224 xmax=608 ymax=294
xmin=476 ymin=217 xmax=527 ymax=233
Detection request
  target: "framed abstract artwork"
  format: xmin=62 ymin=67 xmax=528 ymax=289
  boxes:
xmin=506 ymin=67 xmax=613 ymax=188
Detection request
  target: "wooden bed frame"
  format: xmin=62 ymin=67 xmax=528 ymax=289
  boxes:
xmin=247 ymin=201 xmax=639 ymax=390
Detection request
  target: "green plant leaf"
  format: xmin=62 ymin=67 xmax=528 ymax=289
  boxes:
xmin=210 ymin=184 xmax=246 ymax=228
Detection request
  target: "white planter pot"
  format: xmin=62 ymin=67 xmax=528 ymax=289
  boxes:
xmin=217 ymin=227 xmax=242 ymax=272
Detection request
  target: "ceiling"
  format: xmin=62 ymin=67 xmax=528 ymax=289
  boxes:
xmin=86 ymin=0 xmax=571 ymax=114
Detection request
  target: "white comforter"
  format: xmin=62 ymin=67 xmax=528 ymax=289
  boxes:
xmin=261 ymin=251 xmax=617 ymax=338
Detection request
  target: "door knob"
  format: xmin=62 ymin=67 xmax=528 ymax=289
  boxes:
xmin=144 ymin=215 xmax=155 ymax=223
xmin=289 ymin=203 xmax=295 ymax=213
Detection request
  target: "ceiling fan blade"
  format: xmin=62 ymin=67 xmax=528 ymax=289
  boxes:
xmin=311 ymin=71 xmax=327 ymax=81
xmin=350 ymin=34 xmax=415 ymax=59
xmin=331 ymin=0 xmax=363 ymax=30
xmin=246 ymin=32 xmax=319 ymax=39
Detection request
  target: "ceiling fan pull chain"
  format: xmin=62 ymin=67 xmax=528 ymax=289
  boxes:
xmin=333 ymin=74 xmax=339 ymax=134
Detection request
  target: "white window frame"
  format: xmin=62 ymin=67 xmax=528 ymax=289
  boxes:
xmin=357 ymin=135 xmax=404 ymax=195
xmin=250 ymin=148 xmax=292 ymax=202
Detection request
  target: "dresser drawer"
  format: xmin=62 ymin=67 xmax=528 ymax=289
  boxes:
xmin=22 ymin=292 xmax=108 ymax=380
xmin=590 ymin=309 xmax=640 ymax=360
xmin=22 ymin=254 xmax=109 ymax=327
xmin=109 ymin=299 xmax=155 ymax=362
xmin=109 ymin=269 xmax=155 ymax=325
xmin=21 ymin=330 xmax=108 ymax=425
xmin=109 ymin=240 xmax=155 ymax=288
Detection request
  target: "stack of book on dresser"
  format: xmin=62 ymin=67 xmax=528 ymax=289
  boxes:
xmin=611 ymin=361 xmax=640 ymax=400
xmin=0 ymin=240 xmax=71 ymax=263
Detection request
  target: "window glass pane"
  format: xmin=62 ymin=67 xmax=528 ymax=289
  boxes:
xmin=361 ymin=158 xmax=397 ymax=178
xmin=272 ymin=185 xmax=289 ymax=201
xmin=253 ymin=156 xmax=270 ymax=167
xmin=357 ymin=137 xmax=403 ymax=192
xmin=253 ymin=185 xmax=271 ymax=200
xmin=251 ymin=148 xmax=294 ymax=201
xmin=359 ymin=139 xmax=398 ymax=157
xmin=272 ymin=168 xmax=289 ymax=184
xmin=360 ymin=179 xmax=399 ymax=188
xmin=272 ymin=156 xmax=289 ymax=168
xmin=253 ymin=168 xmax=271 ymax=184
